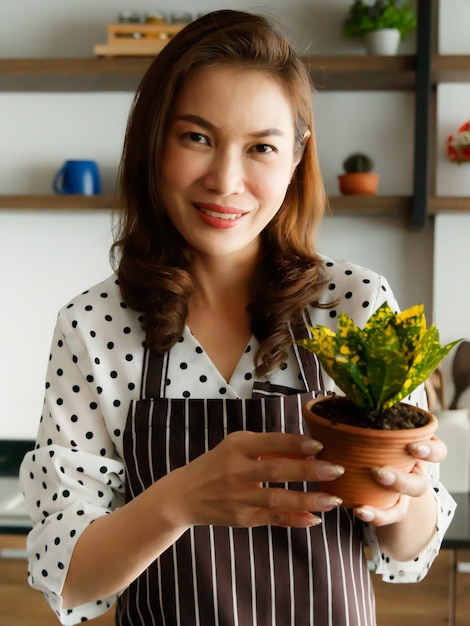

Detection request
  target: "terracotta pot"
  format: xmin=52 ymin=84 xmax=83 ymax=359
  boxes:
xmin=338 ymin=172 xmax=380 ymax=195
xmin=302 ymin=396 xmax=438 ymax=509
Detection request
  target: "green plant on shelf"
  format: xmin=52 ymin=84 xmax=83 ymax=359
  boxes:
xmin=342 ymin=0 xmax=417 ymax=41
xmin=343 ymin=153 xmax=374 ymax=173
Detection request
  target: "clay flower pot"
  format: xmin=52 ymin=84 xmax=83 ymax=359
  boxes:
xmin=338 ymin=172 xmax=380 ymax=195
xmin=303 ymin=395 xmax=438 ymax=509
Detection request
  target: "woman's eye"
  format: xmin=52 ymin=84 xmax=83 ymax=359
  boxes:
xmin=252 ymin=143 xmax=276 ymax=154
xmin=184 ymin=131 xmax=209 ymax=145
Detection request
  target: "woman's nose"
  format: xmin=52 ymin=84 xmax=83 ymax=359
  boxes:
xmin=203 ymin=150 xmax=245 ymax=196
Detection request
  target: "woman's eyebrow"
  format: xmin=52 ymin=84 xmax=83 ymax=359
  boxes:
xmin=174 ymin=113 xmax=285 ymax=138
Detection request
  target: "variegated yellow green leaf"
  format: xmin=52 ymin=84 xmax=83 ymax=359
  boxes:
xmin=296 ymin=302 xmax=462 ymax=416
xmin=393 ymin=304 xmax=426 ymax=364
xmin=365 ymin=324 xmax=408 ymax=407
xmin=363 ymin=302 xmax=395 ymax=338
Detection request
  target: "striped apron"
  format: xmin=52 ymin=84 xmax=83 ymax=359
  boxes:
xmin=118 ymin=319 xmax=376 ymax=626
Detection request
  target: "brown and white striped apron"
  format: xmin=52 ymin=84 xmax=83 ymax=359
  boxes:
xmin=118 ymin=319 xmax=376 ymax=626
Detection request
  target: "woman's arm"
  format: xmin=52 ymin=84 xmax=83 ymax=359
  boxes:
xmin=62 ymin=429 xmax=346 ymax=607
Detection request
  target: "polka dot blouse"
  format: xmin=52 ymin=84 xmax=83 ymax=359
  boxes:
xmin=20 ymin=256 xmax=456 ymax=625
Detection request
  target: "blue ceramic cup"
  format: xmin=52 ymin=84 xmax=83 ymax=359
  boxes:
xmin=53 ymin=160 xmax=101 ymax=195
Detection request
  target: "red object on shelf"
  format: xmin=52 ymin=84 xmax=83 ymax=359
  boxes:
xmin=447 ymin=120 xmax=470 ymax=164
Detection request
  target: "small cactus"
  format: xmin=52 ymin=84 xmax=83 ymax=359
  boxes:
xmin=343 ymin=153 xmax=374 ymax=173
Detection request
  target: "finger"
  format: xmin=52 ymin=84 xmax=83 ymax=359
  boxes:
xmin=269 ymin=510 xmax=322 ymax=528
xmin=227 ymin=430 xmax=324 ymax=460
xmin=247 ymin=457 xmax=345 ymax=484
xmin=252 ymin=485 xmax=343 ymax=515
xmin=371 ymin=463 xmax=428 ymax=498
xmin=354 ymin=495 xmax=410 ymax=527
xmin=408 ymin=435 xmax=447 ymax=462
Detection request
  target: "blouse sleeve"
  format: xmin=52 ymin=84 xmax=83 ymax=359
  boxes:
xmin=20 ymin=305 xmax=126 ymax=624
xmin=361 ymin=274 xmax=457 ymax=583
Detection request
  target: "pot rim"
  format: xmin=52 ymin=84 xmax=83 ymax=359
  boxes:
xmin=303 ymin=395 xmax=437 ymax=438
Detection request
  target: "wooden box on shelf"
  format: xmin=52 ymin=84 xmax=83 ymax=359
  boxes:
xmin=94 ymin=23 xmax=184 ymax=57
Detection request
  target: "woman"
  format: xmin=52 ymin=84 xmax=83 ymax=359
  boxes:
xmin=20 ymin=10 xmax=455 ymax=626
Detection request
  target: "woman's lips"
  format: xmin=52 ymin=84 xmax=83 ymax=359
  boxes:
xmin=194 ymin=203 xmax=248 ymax=229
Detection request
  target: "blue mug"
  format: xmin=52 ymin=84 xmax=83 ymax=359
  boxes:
xmin=53 ymin=160 xmax=101 ymax=195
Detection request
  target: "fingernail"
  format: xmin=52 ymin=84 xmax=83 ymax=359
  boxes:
xmin=355 ymin=508 xmax=375 ymax=522
xmin=317 ymin=495 xmax=343 ymax=508
xmin=409 ymin=443 xmax=431 ymax=458
xmin=301 ymin=439 xmax=323 ymax=455
xmin=317 ymin=464 xmax=345 ymax=480
xmin=373 ymin=467 xmax=396 ymax=485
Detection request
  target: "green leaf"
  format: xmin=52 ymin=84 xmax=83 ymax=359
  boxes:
xmin=363 ymin=302 xmax=395 ymax=339
xmin=365 ymin=326 xmax=409 ymax=409
xmin=392 ymin=304 xmax=426 ymax=364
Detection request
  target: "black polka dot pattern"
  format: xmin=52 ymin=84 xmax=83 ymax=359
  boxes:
xmin=18 ymin=263 xmax=457 ymax=622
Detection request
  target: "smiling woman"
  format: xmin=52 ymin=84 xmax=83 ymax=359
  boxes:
xmin=19 ymin=9 xmax=455 ymax=626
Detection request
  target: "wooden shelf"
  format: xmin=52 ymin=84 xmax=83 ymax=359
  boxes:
xmin=0 ymin=55 xmax=468 ymax=93
xmin=0 ymin=193 xmax=409 ymax=215
xmin=0 ymin=195 xmax=117 ymax=210
xmin=433 ymin=55 xmax=470 ymax=83
xmin=1 ymin=194 xmax=469 ymax=215
xmin=0 ymin=56 xmax=418 ymax=92
xmin=428 ymin=197 xmax=470 ymax=214
xmin=327 ymin=195 xmax=412 ymax=216
xmin=306 ymin=55 xmax=416 ymax=91
xmin=0 ymin=58 xmax=153 ymax=92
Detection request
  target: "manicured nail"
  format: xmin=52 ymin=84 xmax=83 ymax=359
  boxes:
xmin=317 ymin=464 xmax=345 ymax=480
xmin=355 ymin=508 xmax=375 ymax=522
xmin=373 ymin=467 xmax=396 ymax=485
xmin=317 ymin=495 xmax=343 ymax=508
xmin=301 ymin=439 xmax=324 ymax=455
xmin=409 ymin=443 xmax=431 ymax=458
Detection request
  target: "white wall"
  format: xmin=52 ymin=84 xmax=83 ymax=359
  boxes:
xmin=432 ymin=0 xmax=470 ymax=412
xmin=0 ymin=211 xmax=113 ymax=439
xmin=0 ymin=0 xmax=466 ymax=439
xmin=0 ymin=94 xmax=132 ymax=194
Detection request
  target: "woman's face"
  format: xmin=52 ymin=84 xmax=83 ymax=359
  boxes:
xmin=159 ymin=64 xmax=301 ymax=262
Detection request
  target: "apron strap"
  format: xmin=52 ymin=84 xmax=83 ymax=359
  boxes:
xmin=141 ymin=349 xmax=168 ymax=400
xmin=289 ymin=310 xmax=326 ymax=394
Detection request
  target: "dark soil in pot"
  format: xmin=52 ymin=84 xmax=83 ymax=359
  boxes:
xmin=312 ymin=396 xmax=429 ymax=430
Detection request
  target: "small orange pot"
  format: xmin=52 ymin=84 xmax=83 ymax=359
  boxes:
xmin=338 ymin=172 xmax=380 ymax=195
xmin=303 ymin=396 xmax=438 ymax=509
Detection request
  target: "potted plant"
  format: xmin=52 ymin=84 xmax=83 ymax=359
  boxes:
xmin=338 ymin=153 xmax=380 ymax=195
xmin=297 ymin=302 xmax=460 ymax=508
xmin=341 ymin=0 xmax=417 ymax=56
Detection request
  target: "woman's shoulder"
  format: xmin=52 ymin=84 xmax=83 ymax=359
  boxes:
xmin=60 ymin=274 xmax=126 ymax=310
xmin=57 ymin=273 xmax=143 ymax=331
xmin=319 ymin=254 xmax=384 ymax=287
xmin=311 ymin=254 xmax=397 ymax=328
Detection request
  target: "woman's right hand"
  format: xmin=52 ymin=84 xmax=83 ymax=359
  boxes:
xmin=164 ymin=430 xmax=345 ymax=529
xmin=62 ymin=431 xmax=344 ymax=608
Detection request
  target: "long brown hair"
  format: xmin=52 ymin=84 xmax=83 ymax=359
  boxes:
xmin=112 ymin=9 xmax=330 ymax=376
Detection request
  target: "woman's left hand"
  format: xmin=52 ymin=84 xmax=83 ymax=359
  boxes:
xmin=353 ymin=435 xmax=447 ymax=527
